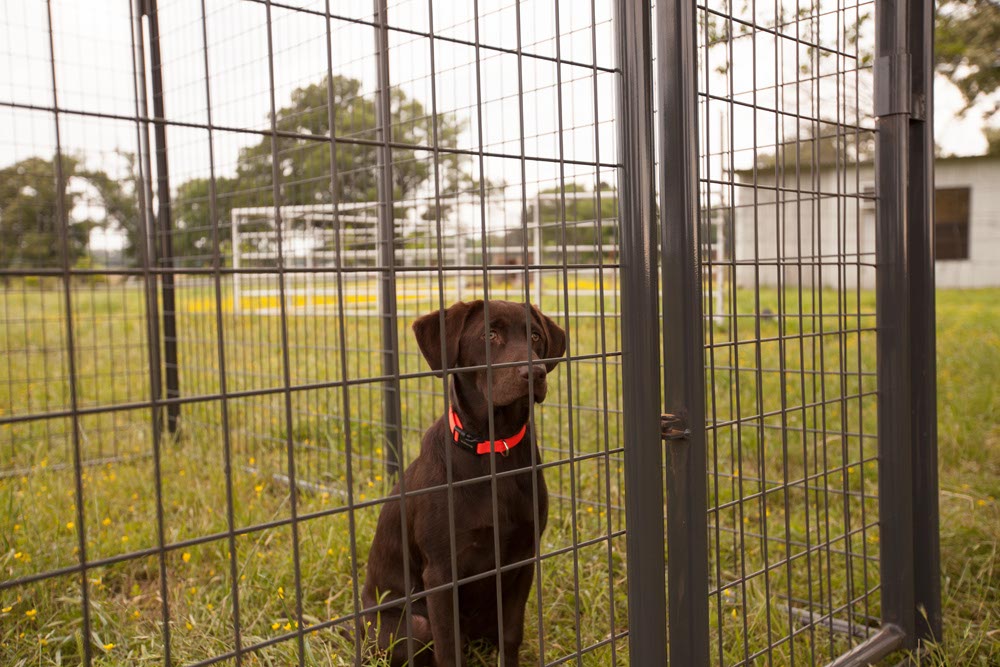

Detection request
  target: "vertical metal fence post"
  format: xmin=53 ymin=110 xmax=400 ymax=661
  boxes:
xmin=907 ymin=0 xmax=942 ymax=644
xmin=874 ymin=0 xmax=918 ymax=650
xmin=614 ymin=0 xmax=668 ymax=664
xmin=143 ymin=0 xmax=180 ymax=434
xmin=132 ymin=3 xmax=175 ymax=661
xmin=656 ymin=0 xmax=711 ymax=663
xmin=134 ymin=1 xmax=165 ymax=445
xmin=374 ymin=0 xmax=403 ymax=477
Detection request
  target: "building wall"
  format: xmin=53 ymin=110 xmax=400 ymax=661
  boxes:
xmin=732 ymin=165 xmax=876 ymax=290
xmin=732 ymin=157 xmax=1000 ymax=289
xmin=933 ymin=158 xmax=1000 ymax=288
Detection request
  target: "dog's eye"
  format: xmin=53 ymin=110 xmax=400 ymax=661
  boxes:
xmin=487 ymin=329 xmax=499 ymax=341
xmin=531 ymin=332 xmax=541 ymax=342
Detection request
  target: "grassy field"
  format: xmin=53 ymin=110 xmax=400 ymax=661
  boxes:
xmin=0 ymin=279 xmax=997 ymax=666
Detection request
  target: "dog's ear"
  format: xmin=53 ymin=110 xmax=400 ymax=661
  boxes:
xmin=412 ymin=301 xmax=477 ymax=373
xmin=531 ymin=305 xmax=567 ymax=372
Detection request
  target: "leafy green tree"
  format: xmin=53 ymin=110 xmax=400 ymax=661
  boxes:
xmin=706 ymin=0 xmax=998 ymax=166
xmin=79 ymin=152 xmax=142 ymax=263
xmin=984 ymin=126 xmax=1000 ymax=156
xmin=532 ymin=183 xmax=618 ymax=249
xmin=486 ymin=184 xmax=618 ymax=262
xmin=0 ymin=154 xmax=137 ymax=273
xmin=936 ymin=0 xmax=1000 ymax=117
xmin=171 ymin=75 xmax=472 ymax=265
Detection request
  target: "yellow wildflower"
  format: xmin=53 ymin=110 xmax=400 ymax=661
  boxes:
xmin=25 ymin=609 xmax=37 ymax=618
xmin=182 ymin=552 xmax=191 ymax=563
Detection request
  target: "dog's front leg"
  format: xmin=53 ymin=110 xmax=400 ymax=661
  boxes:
xmin=423 ymin=567 xmax=466 ymax=667
xmin=498 ymin=563 xmax=535 ymax=667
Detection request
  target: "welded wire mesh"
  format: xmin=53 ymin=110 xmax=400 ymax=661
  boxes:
xmin=1 ymin=1 xmax=626 ymax=665
xmin=690 ymin=0 xmax=881 ymax=662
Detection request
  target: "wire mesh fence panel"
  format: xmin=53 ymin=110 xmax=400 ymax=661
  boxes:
xmin=683 ymin=0 xmax=890 ymax=662
xmin=2 ymin=1 xmax=628 ymax=665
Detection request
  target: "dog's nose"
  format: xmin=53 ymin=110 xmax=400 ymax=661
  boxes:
xmin=519 ymin=364 xmax=547 ymax=382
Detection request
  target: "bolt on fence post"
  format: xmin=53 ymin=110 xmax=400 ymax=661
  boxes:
xmin=614 ymin=0 xmax=669 ymax=664
xmin=656 ymin=0 xmax=711 ymax=662
xmin=374 ymin=0 xmax=403 ymax=477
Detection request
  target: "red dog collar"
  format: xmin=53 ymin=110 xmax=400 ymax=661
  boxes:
xmin=448 ymin=407 xmax=527 ymax=456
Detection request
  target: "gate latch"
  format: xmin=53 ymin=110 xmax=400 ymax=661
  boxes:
xmin=661 ymin=413 xmax=690 ymax=441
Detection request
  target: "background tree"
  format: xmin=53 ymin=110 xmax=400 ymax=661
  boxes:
xmin=0 ymin=154 xmax=137 ymax=273
xmin=171 ymin=75 xmax=473 ymax=265
xmin=705 ymin=0 xmax=998 ymax=168
xmin=984 ymin=126 xmax=1000 ymax=156
xmin=532 ymin=183 xmax=618 ymax=250
xmin=78 ymin=152 xmax=142 ymax=263
xmin=936 ymin=0 xmax=1000 ymax=118
xmin=488 ymin=183 xmax=618 ymax=263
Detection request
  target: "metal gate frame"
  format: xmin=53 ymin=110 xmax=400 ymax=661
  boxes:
xmin=616 ymin=0 xmax=941 ymax=664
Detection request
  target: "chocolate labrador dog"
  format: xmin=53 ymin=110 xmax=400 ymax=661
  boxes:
xmin=361 ymin=300 xmax=566 ymax=666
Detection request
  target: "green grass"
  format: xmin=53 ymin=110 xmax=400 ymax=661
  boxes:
xmin=0 ymin=279 xmax=997 ymax=665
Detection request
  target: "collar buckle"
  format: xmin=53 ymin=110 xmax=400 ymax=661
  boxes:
xmin=449 ymin=407 xmax=527 ymax=456
xmin=452 ymin=425 xmax=481 ymax=453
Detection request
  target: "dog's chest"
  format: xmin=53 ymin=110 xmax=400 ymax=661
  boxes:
xmin=456 ymin=475 xmax=541 ymax=568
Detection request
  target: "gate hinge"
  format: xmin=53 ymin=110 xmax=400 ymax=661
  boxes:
xmin=874 ymin=53 xmax=912 ymax=118
xmin=661 ymin=413 xmax=690 ymax=441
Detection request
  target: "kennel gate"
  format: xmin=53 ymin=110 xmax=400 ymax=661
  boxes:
xmin=0 ymin=0 xmax=939 ymax=664
xmin=617 ymin=0 xmax=941 ymax=663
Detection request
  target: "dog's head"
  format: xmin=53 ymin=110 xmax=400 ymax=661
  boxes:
xmin=412 ymin=300 xmax=566 ymax=406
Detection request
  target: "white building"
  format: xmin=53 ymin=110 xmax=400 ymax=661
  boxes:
xmin=731 ymin=154 xmax=1000 ymax=289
